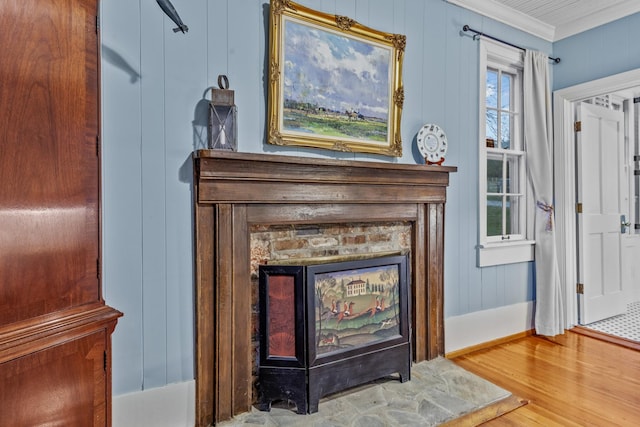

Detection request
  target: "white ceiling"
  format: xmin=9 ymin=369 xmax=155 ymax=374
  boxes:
xmin=447 ymin=0 xmax=640 ymax=41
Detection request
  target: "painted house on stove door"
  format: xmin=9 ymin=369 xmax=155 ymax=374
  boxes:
xmin=99 ymin=0 xmax=640 ymax=425
xmin=345 ymin=279 xmax=367 ymax=297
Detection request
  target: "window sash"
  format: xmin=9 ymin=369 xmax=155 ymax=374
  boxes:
xmin=479 ymin=40 xmax=529 ymax=254
xmin=485 ymin=151 xmax=525 ymax=241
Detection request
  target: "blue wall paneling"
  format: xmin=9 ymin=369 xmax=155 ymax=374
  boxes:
xmin=101 ymin=0 xmax=555 ymax=395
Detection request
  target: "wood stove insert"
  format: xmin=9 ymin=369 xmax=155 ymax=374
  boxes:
xmin=257 ymin=254 xmax=410 ymax=413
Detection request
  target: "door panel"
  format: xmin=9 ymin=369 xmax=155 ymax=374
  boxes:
xmin=0 ymin=331 xmax=107 ymax=427
xmin=577 ymin=102 xmax=630 ymax=324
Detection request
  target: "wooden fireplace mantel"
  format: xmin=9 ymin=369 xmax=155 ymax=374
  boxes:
xmin=193 ymin=150 xmax=456 ymax=426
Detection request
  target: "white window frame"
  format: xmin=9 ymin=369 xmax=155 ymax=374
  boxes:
xmin=478 ymin=40 xmax=534 ymax=267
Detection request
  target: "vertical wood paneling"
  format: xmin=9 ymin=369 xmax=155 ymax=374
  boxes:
xmin=320 ymin=0 xmax=337 ymax=15
xmin=140 ymin=0 xmax=168 ymax=390
xmin=504 ymin=262 xmax=533 ymax=305
xmin=480 ymin=267 xmax=497 ymax=309
xmin=393 ymin=0 xmax=406 ymax=34
xmin=402 ymin=0 xmax=426 ymax=165
xmin=354 ymin=0 xmax=369 ymax=23
xmin=442 ymin=4 xmax=464 ymax=317
xmin=208 ymin=1 xmax=229 ymax=78
xmin=100 ymin=0 xmax=144 ymax=395
xmin=367 ymin=0 xmax=392 ymax=31
xmin=334 ymin=0 xmax=356 ymax=18
xmin=421 ymin=1 xmax=448 ymax=128
xmin=206 ymin=1 xmax=230 ymax=152
xmin=101 ymin=0 xmax=545 ymax=397
xmin=162 ymin=0 xmax=204 ymax=386
xmin=228 ymin=0 xmax=264 ymax=153
xmin=458 ymin=8 xmax=483 ymax=317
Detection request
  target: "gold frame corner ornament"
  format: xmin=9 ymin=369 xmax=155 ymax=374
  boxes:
xmin=335 ymin=15 xmax=356 ymax=31
xmin=271 ymin=0 xmax=296 ymax=15
xmin=269 ymin=128 xmax=284 ymax=146
xmin=267 ymin=0 xmax=405 ymax=157
xmin=331 ymin=141 xmax=354 ymax=152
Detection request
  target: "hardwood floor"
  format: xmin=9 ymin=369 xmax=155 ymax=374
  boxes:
xmin=452 ymin=330 xmax=640 ymax=426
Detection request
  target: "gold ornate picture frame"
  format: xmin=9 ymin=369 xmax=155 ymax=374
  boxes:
xmin=268 ymin=0 xmax=405 ymax=157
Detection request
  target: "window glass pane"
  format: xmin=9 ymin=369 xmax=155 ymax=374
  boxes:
xmin=506 ymin=196 xmax=521 ymax=235
xmin=505 ymin=155 xmax=519 ymax=193
xmin=481 ymin=45 xmax=526 ymax=250
xmin=487 ymin=156 xmax=502 ymax=193
xmin=487 ymin=70 xmax=498 ymax=108
xmin=487 ymin=196 xmax=503 ymax=236
xmin=501 ymin=73 xmax=511 ymax=110
xmin=500 ymin=112 xmax=511 ymax=149
xmin=486 ymin=110 xmax=498 ymax=144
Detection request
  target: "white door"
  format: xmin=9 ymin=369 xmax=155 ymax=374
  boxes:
xmin=576 ymin=102 xmax=633 ymax=324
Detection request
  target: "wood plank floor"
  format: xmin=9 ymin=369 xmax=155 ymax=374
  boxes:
xmin=452 ymin=330 xmax=640 ymax=426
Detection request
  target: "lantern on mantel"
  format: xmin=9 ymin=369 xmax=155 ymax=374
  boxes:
xmin=208 ymin=75 xmax=237 ymax=151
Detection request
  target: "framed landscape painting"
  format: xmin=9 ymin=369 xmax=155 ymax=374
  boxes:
xmin=267 ymin=0 xmax=405 ymax=156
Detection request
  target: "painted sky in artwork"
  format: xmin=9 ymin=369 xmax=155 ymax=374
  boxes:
xmin=283 ymin=18 xmax=391 ymax=119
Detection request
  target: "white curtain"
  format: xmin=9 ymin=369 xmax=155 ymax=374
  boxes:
xmin=523 ymin=50 xmax=565 ymax=336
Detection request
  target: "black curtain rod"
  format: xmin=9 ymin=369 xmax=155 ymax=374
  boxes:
xmin=462 ymin=25 xmax=561 ymax=63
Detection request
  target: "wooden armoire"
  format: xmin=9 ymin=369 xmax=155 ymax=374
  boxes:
xmin=0 ymin=1 xmax=122 ymax=425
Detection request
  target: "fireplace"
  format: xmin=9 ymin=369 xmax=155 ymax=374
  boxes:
xmin=193 ymin=150 xmax=455 ymax=426
xmin=256 ymin=254 xmax=411 ymax=413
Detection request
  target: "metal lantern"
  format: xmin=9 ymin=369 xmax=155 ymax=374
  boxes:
xmin=208 ymin=75 xmax=237 ymax=151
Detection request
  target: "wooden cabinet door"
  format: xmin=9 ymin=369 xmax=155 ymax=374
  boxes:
xmin=0 ymin=0 xmax=101 ymax=324
xmin=0 ymin=331 xmax=108 ymax=426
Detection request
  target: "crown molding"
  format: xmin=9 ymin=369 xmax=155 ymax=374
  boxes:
xmin=554 ymin=1 xmax=640 ymax=41
xmin=448 ymin=0 xmax=640 ymax=42
xmin=447 ymin=0 xmax=555 ymax=42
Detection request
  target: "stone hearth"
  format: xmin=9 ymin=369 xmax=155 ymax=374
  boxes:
xmin=217 ymin=357 xmax=516 ymax=427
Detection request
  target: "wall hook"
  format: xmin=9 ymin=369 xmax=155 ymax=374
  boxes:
xmin=156 ymin=0 xmax=189 ymax=33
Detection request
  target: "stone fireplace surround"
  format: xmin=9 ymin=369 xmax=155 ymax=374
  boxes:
xmin=193 ymin=150 xmax=456 ymax=426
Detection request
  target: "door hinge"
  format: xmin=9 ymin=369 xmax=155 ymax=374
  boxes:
xmin=577 ymin=283 xmax=584 ymax=294
xmin=576 ymin=203 xmax=583 ymax=213
xmin=104 ymin=351 xmax=107 ymax=372
xmin=574 ymin=121 xmax=582 ymax=132
xmin=96 ymin=135 xmax=100 ymax=156
xmin=96 ymin=14 xmax=100 ymax=33
xmin=97 ymin=257 xmax=101 ymax=279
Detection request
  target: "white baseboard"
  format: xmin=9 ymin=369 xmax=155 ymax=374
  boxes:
xmin=113 ymin=380 xmax=195 ymax=427
xmin=444 ymin=301 xmax=535 ymax=354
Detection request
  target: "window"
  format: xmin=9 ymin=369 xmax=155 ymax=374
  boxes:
xmin=478 ymin=40 xmax=534 ymax=267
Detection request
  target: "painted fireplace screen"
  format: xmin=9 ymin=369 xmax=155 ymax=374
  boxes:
xmin=257 ymin=254 xmax=411 ymax=414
